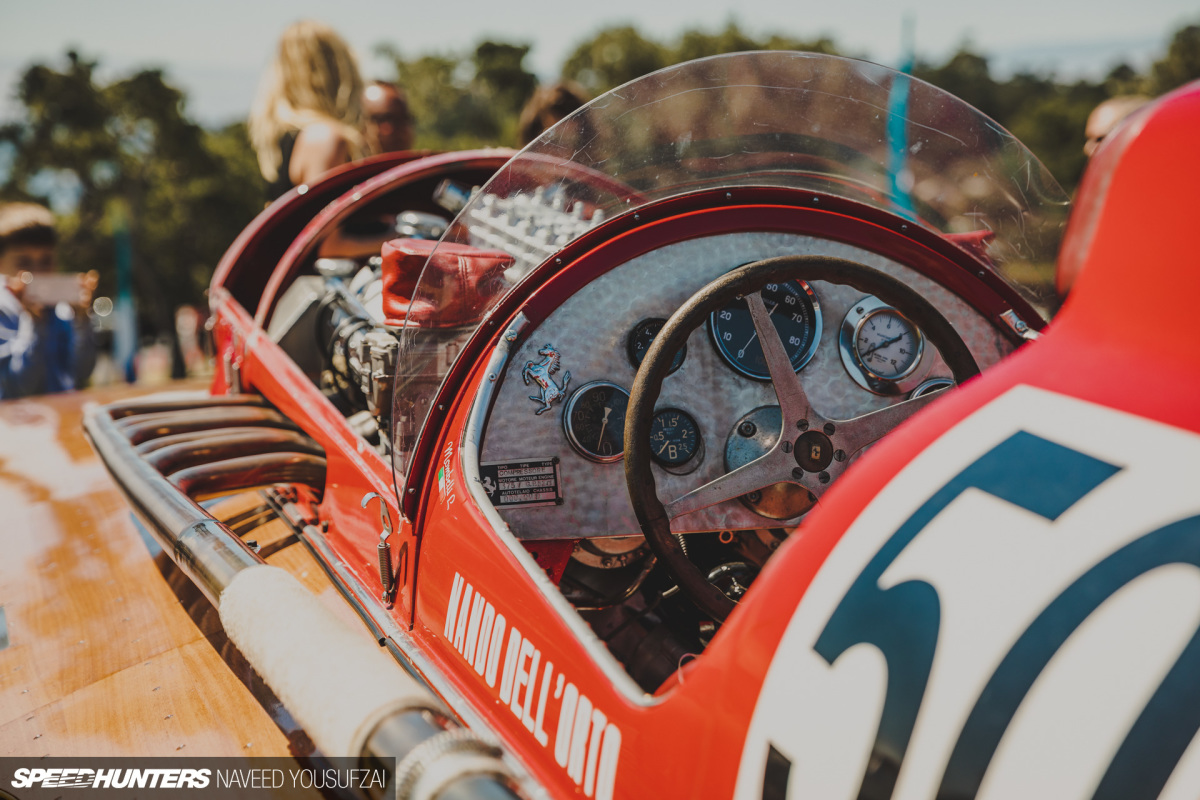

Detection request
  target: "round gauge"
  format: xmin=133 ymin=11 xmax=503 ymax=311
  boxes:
xmin=709 ymin=279 xmax=821 ymax=381
xmin=839 ymin=295 xmax=929 ymax=395
xmin=854 ymin=307 xmax=922 ymax=380
xmin=650 ymin=408 xmax=702 ymax=471
xmin=910 ymin=377 xmax=954 ymax=399
xmin=563 ymin=381 xmax=630 ymax=463
xmin=627 ymin=318 xmax=686 ymax=374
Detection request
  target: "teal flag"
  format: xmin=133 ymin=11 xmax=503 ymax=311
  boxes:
xmin=887 ymin=16 xmax=917 ymax=219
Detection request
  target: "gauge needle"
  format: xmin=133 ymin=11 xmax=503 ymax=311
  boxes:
xmin=738 ymin=302 xmax=779 ymax=357
xmin=597 ymin=406 xmax=612 ymax=450
xmin=860 ymin=334 xmax=902 ymax=359
xmin=657 ymin=440 xmax=671 ymax=455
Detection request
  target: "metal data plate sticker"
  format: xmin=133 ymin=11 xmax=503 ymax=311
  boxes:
xmin=479 ymin=458 xmax=562 ymax=509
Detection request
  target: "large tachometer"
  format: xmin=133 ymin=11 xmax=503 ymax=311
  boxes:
xmin=709 ymin=278 xmax=821 ymax=380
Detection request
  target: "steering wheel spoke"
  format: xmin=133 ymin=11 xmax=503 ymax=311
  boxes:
xmin=835 ymin=391 xmax=942 ymax=456
xmin=745 ymin=291 xmax=817 ymax=426
xmin=664 ymin=445 xmax=795 ymax=519
xmin=625 ymin=255 xmax=979 ymax=623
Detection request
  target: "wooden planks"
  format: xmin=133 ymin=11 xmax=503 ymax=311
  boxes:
xmin=0 ymin=386 xmax=345 ymax=758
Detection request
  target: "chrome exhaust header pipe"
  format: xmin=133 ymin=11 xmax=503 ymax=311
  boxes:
xmin=85 ymin=402 xmax=262 ymax=605
xmin=105 ymin=392 xmax=268 ymax=420
xmin=136 ymin=425 xmax=313 ymax=454
xmin=119 ymin=406 xmax=298 ymax=446
xmin=170 ymin=452 xmax=327 ymax=501
xmin=142 ymin=428 xmax=323 ymax=471
xmin=83 ymin=395 xmax=525 ymax=799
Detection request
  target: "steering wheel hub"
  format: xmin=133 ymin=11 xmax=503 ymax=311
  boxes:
xmin=794 ymin=430 xmax=835 ymax=472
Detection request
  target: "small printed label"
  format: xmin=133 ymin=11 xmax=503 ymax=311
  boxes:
xmin=479 ymin=458 xmax=562 ymax=508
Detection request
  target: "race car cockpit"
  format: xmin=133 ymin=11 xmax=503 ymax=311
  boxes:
xmin=386 ymin=51 xmax=1069 ymax=692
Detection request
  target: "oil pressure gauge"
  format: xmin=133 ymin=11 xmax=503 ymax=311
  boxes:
xmin=564 ymin=381 xmax=630 ymax=463
xmin=839 ymin=295 xmax=929 ymax=395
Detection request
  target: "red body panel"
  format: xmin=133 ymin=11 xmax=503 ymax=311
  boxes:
xmin=195 ymin=82 xmax=1200 ymax=798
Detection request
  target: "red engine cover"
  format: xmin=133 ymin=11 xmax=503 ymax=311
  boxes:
xmin=381 ymin=238 xmax=514 ymax=328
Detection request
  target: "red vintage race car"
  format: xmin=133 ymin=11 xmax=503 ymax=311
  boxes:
xmin=7 ymin=50 xmax=1198 ymax=799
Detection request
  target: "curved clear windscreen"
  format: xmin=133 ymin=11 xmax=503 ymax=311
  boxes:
xmin=391 ymin=50 xmax=1069 ymax=480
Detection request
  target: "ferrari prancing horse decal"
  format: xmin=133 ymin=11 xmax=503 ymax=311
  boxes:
xmin=736 ymin=386 xmax=1200 ymax=800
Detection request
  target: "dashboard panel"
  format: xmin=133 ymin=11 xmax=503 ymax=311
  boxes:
xmin=478 ymin=231 xmax=1013 ymax=540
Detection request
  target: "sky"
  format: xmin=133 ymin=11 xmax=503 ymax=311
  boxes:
xmin=1 ymin=0 xmax=1196 ymax=126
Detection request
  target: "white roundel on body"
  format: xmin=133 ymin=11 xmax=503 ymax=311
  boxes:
xmin=734 ymin=384 xmax=1200 ymax=800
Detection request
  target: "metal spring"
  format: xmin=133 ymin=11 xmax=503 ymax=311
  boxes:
xmin=674 ymin=532 xmax=689 ymax=557
xmin=378 ymin=540 xmax=394 ymax=604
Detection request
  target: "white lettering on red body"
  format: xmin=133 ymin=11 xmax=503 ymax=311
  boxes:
xmin=444 ymin=570 xmax=621 ymax=799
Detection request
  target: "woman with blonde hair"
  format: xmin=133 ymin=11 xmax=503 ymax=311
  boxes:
xmin=250 ymin=20 xmax=366 ymax=198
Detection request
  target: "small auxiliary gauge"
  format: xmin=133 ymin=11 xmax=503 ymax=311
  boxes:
xmin=649 ymin=408 xmax=703 ymax=474
xmin=627 ymin=318 xmax=686 ymax=374
xmin=709 ymin=279 xmax=821 ymax=381
xmin=839 ymin=295 xmax=929 ymax=395
xmin=564 ymin=381 xmax=630 ymax=463
xmin=910 ymin=376 xmax=954 ymax=399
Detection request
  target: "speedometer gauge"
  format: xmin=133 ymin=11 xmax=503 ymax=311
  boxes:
xmin=709 ymin=279 xmax=821 ymax=381
xmin=564 ymin=381 xmax=630 ymax=463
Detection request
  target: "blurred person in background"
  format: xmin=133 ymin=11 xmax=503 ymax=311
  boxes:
xmin=1084 ymin=95 xmax=1151 ymax=157
xmin=250 ymin=20 xmax=366 ymax=199
xmin=363 ymin=80 xmax=415 ymax=154
xmin=518 ymin=81 xmax=590 ymax=146
xmin=0 ymin=203 xmax=96 ymax=398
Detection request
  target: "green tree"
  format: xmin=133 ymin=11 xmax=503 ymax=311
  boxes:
xmin=0 ymin=51 xmax=264 ymax=349
xmin=1103 ymin=63 xmax=1150 ymax=97
xmin=914 ymin=47 xmax=1001 ymax=121
xmin=910 ymin=47 xmax=1113 ymax=191
xmin=1151 ymin=23 xmax=1200 ymax=93
xmin=994 ymin=72 xmax=1058 ymax=120
xmin=561 ymin=26 xmax=669 ymax=96
xmin=562 ymin=22 xmax=841 ymax=98
xmin=381 ymin=39 xmax=537 ymax=149
xmin=1006 ymin=87 xmax=1100 ymax=191
xmin=385 ymin=51 xmax=479 ymax=146
xmin=671 ymin=22 xmax=762 ymax=63
xmin=671 ymin=22 xmax=838 ymax=63
xmin=472 ymin=41 xmax=538 ymax=120
xmin=762 ymin=34 xmax=839 ymax=55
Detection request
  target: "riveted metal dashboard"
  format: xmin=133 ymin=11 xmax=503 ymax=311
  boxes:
xmin=478 ymin=231 xmax=1012 ymax=540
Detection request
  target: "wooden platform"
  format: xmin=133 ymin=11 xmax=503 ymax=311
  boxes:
xmin=0 ymin=385 xmax=357 ymax=760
